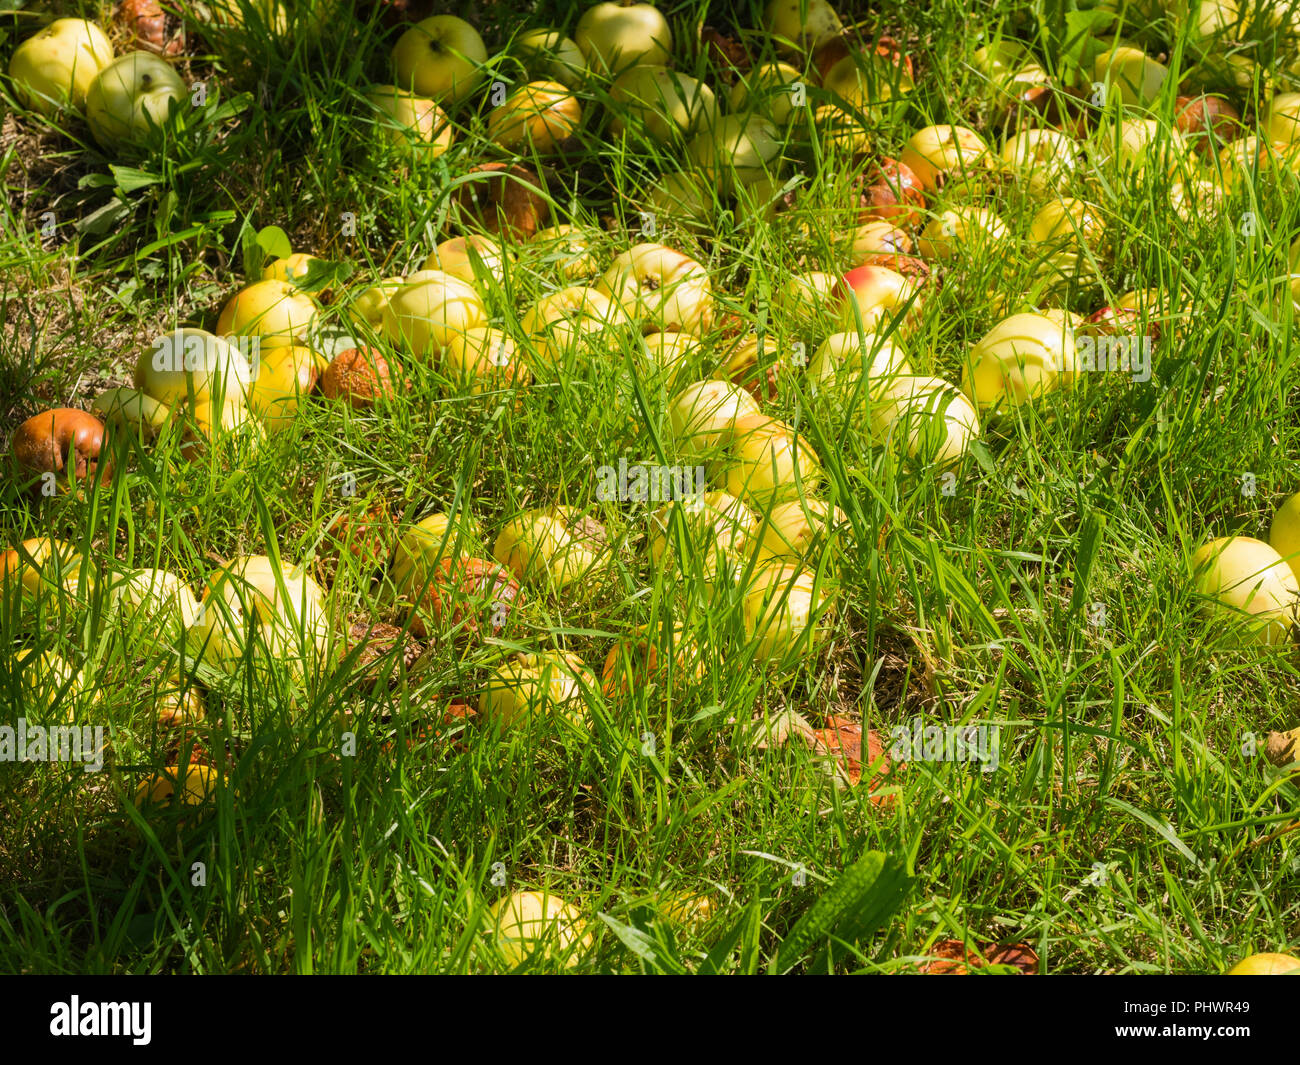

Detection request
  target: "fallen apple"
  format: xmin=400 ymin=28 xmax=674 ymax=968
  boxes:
xmin=1226 ymin=952 xmax=1300 ymax=975
xmin=1093 ymin=45 xmax=1169 ymax=109
xmin=8 ymin=17 xmax=114 ymax=116
xmin=574 ymin=1 xmax=672 ymax=76
xmin=513 ymin=29 xmax=587 ymax=89
xmin=487 ymin=889 xmax=592 ymax=968
xmin=134 ymin=763 xmax=218 ymax=808
xmin=382 ymin=270 xmax=487 ymax=359
xmin=488 ymin=80 xmax=583 ymax=153
xmin=260 ymin=252 xmax=322 ymax=287
xmin=916 ymin=206 xmax=1010 ymax=259
xmin=10 ymin=408 xmax=108 ymax=493
xmin=855 ymin=157 xmax=926 ymax=228
xmin=442 ymin=326 xmax=530 ymax=391
xmin=1264 ymin=91 xmax=1300 ymax=145
xmin=728 ymin=61 xmax=803 ymax=125
xmin=451 ymin=162 xmax=551 ymax=240
xmin=644 ymin=170 xmax=713 ymax=231
xmin=346 ymin=276 xmax=406 ymax=333
xmin=216 ymin=280 xmax=318 ymax=350
xmin=999 ymin=128 xmax=1078 ymax=195
xmin=364 ymin=84 xmax=454 ymax=158
xmin=391 ymin=511 xmax=482 ymax=595
xmin=493 ymin=506 xmax=609 ymax=592
xmin=900 ymin=125 xmax=992 ymax=194
xmin=837 ymin=264 xmax=923 ymax=334
xmin=1268 ymin=491 xmax=1300 ymax=583
xmin=391 ymin=14 xmax=487 ymax=106
xmin=520 ymin=284 xmax=627 ymax=368
xmin=133 ymin=328 xmax=255 ymax=410
xmin=685 ymin=113 xmax=783 ymax=198
xmin=478 ymin=651 xmax=597 ymax=729
xmin=423 ymin=235 xmax=514 ymax=289
xmin=249 ymin=344 xmax=326 ymax=430
xmin=531 ymin=225 xmax=599 ymax=281
xmin=844 ymin=221 xmax=913 ymax=259
xmin=755 ymin=497 xmax=849 ymax=562
xmin=649 ymin=490 xmax=758 ymax=584
xmin=84 ymin=50 xmax=187 ymax=150
xmin=1 ymin=538 xmax=94 ymax=614
xmin=601 ymin=622 xmax=705 ymax=698
xmin=717 ymin=414 xmax=823 ymax=507
xmin=1027 ymin=197 xmax=1104 ymax=250
xmin=963 ymin=312 xmax=1077 ymax=410
xmin=1192 ymin=536 xmax=1300 ymax=645
xmin=320 ymin=346 xmax=394 ymax=408
xmin=871 ymin=374 xmax=980 ymax=466
xmin=641 ymin=330 xmax=702 ymax=384
xmin=808 ymin=331 xmax=912 ymax=403
xmin=405 ymin=555 xmax=522 ymax=640
xmin=111 ymin=566 xmax=202 ymax=643
xmin=773 ymin=270 xmax=840 ymax=326
xmin=610 ymin=64 xmax=718 ymax=141
xmin=92 ymin=387 xmax=172 ymax=442
xmin=667 ymin=379 xmax=762 ymax=457
xmin=763 ymin=0 xmax=844 ymax=53
xmin=740 ymin=561 xmax=834 ymax=665
xmin=596 ymin=243 xmax=714 ymax=334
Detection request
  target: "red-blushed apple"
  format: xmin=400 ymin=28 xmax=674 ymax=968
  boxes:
xmin=899 ymin=124 xmax=992 ymax=193
xmin=837 ymin=264 xmax=923 ymax=334
xmin=423 ymin=235 xmax=514 ymax=289
xmin=596 ymin=243 xmax=714 ymax=334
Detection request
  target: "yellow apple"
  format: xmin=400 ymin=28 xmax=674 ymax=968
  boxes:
xmin=596 ymin=243 xmax=714 ymax=334
xmin=1094 ymin=46 xmax=1169 ymax=109
xmin=1192 ymin=537 xmax=1300 ymax=645
xmin=347 ymin=276 xmax=406 ymax=332
xmin=668 ymin=379 xmax=762 ymax=456
xmin=1100 ymin=117 xmax=1189 ymax=175
xmin=110 ymin=566 xmax=202 ymax=643
xmin=364 ymin=84 xmax=454 ymax=157
xmin=133 ymin=328 xmax=255 ymax=409
xmin=900 ymin=125 xmax=992 ymax=193
xmin=493 ymin=506 xmax=609 ymax=592
xmin=871 ymin=374 xmax=980 ymax=466
xmin=1267 ymin=490 xmax=1300 ymax=583
xmin=649 ymin=490 xmax=757 ymax=584
xmin=260 ymin=252 xmax=321 ymax=286
xmin=716 ymin=414 xmax=823 ymax=507
xmin=488 ymin=80 xmax=583 ymax=153
xmin=382 ymin=270 xmax=487 ymax=359
xmin=13 ymin=647 xmax=86 ymax=723
xmin=531 ymin=225 xmax=599 ymax=280
xmin=442 ymin=326 xmax=530 ymax=392
xmin=999 ymin=128 xmax=1078 ymax=195
xmin=574 ymin=2 xmax=672 ymax=75
xmin=729 ymin=61 xmax=803 ymax=125
xmin=755 ymin=498 xmax=849 ymax=562
xmin=134 ymin=763 xmax=219 ymax=809
xmin=809 ymin=331 xmax=911 ymax=402
xmin=248 ymin=344 xmax=325 ymax=432
xmin=774 ymin=271 xmax=840 ymax=327
xmin=916 ymin=207 xmax=1009 ymax=259
xmin=8 ymin=17 xmax=114 ymax=116
xmin=391 ymin=511 xmax=481 ymax=595
xmin=641 ymin=329 xmax=702 ymax=383
xmin=488 ymin=890 xmax=592 ymax=968
xmin=423 ymin=235 xmax=514 ymax=289
xmin=479 ymin=652 xmax=597 ymax=734
xmin=216 ymin=280 xmax=318 ymax=350
xmin=391 ymin=15 xmax=487 ymax=106
xmin=1226 ymin=952 xmax=1300 ymax=975
xmin=740 ymin=561 xmax=834 ymax=665
xmin=1 ymin=537 xmax=93 ymax=616
xmin=763 ymin=0 xmax=844 ymax=52
xmin=845 ymin=221 xmax=913 ymax=258
xmin=520 ymin=285 xmax=628 ymax=367
xmin=962 ymin=312 xmax=1077 ymax=409
xmin=1265 ymin=91 xmax=1300 ymax=145
xmin=1027 ymin=197 xmax=1105 ymax=250
xmin=91 ymin=387 xmax=172 ymax=441
xmin=609 ymin=64 xmax=719 ymax=140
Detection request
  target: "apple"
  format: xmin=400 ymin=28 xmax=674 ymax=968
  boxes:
xmin=382 ymin=270 xmax=487 ymax=359
xmin=260 ymin=252 xmax=322 ymax=286
xmin=1100 ymin=117 xmax=1189 ymax=175
xmin=845 ymin=221 xmax=913 ymax=259
xmin=962 ymin=312 xmax=1077 ymax=409
xmin=740 ymin=561 xmax=834 ymax=665
xmin=1267 ymin=491 xmax=1300 ymax=583
xmin=92 ymin=387 xmax=172 ymax=442
xmin=899 ymin=125 xmax=992 ymax=193
xmin=820 ymin=42 xmax=915 ymax=112
xmin=488 ymin=889 xmax=591 ymax=967
xmin=488 ymin=890 xmax=592 ymax=968
xmin=641 ymin=330 xmax=701 ymax=383
xmin=1027 ymin=197 xmax=1104 ymax=249
xmin=871 ymin=374 xmax=980 ymax=466
xmin=488 ymin=81 xmax=583 ymax=153
xmin=13 ymin=648 xmax=86 ymax=722
xmin=685 ymin=113 xmax=783 ymax=197
xmin=971 ymin=40 xmax=1034 ymax=84
xmin=423 ymin=235 xmax=514 ymax=289
xmin=774 ymin=271 xmax=840 ymax=326
xmin=837 ymin=264 xmax=923 ymax=334
xmin=1175 ymin=94 xmax=1242 ymax=156
xmin=391 ymin=511 xmax=482 ymax=596
xmin=649 ymin=490 xmax=758 ymax=584
xmin=248 ymin=345 xmax=326 ymax=431
xmin=755 ymin=498 xmax=849 ymax=562
xmin=645 ymin=170 xmax=713 ymax=231
xmin=667 ymin=380 xmax=762 ymax=457
xmin=856 ymin=157 xmax=926 ymax=228
xmin=364 ymin=85 xmax=454 ymax=158
xmin=216 ymin=280 xmax=319 ymax=350
xmin=110 ymin=566 xmax=202 ymax=643
xmin=713 ymin=332 xmax=775 ymax=401
xmin=134 ymin=764 xmax=218 ymax=808
xmin=716 ymin=414 xmax=823 ymax=507
xmin=391 ymin=15 xmax=487 ymax=106
xmin=513 ymin=29 xmax=587 ymax=89
xmin=1 ymin=538 xmax=94 ymax=613
xmin=442 ymin=326 xmax=531 ymax=391
xmin=763 ymin=0 xmax=844 ymax=53
xmin=520 ymin=284 xmax=628 ymax=367
xmin=531 ymin=225 xmax=599 ymax=281
xmin=916 ymin=206 xmax=1009 ymax=260
xmin=402 ymin=555 xmax=522 ymax=641
xmin=320 ymin=346 xmax=395 ymax=409
xmin=1265 ymin=91 xmax=1300 ymax=145
xmin=478 ymin=652 xmax=597 ymax=730
xmin=596 ymin=243 xmax=714 ymax=334
xmin=10 ymin=408 xmax=108 ymax=493
xmin=1094 ymin=46 xmax=1169 ymax=109
xmin=346 ymin=276 xmax=406 ymax=333
xmin=999 ymin=128 xmax=1078 ymax=195
xmin=155 ymin=675 xmax=205 ymax=728
xmin=1226 ymin=952 xmax=1300 ymax=975
xmin=208 ymin=0 xmax=287 ymax=32
xmin=812 ymin=103 xmax=872 ymax=157
xmin=133 ymin=328 xmax=255 ymax=409
xmin=187 ymin=554 xmax=331 ymax=673
xmin=84 ymin=51 xmax=187 ymax=150
xmin=574 ymin=2 xmax=672 ymax=76
xmin=179 ymin=398 xmax=264 ymax=460
xmin=1192 ymin=537 xmax=1300 ymax=645
xmin=610 ymin=65 xmax=719 ymax=140
xmin=8 ymin=18 xmax=114 ymax=116
xmin=493 ymin=506 xmax=608 ymax=592
xmin=602 ymin=622 xmax=705 ymax=698
xmin=809 ymin=331 xmax=911 ymax=403
xmin=729 ymin=61 xmax=803 ymax=125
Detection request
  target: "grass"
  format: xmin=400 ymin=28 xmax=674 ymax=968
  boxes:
xmin=0 ymin=0 xmax=1299 ymax=973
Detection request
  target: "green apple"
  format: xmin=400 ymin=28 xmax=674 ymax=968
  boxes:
xmin=1094 ymin=45 xmax=1169 ymax=109
xmin=8 ymin=17 xmax=114 ymax=117
xmin=574 ymin=2 xmax=672 ymax=76
xmin=729 ymin=61 xmax=804 ymax=125
xmin=133 ymin=328 xmax=255 ymax=410
xmin=1192 ymin=537 xmax=1300 ymax=646
xmin=84 ymin=51 xmax=188 ymax=151
xmin=514 ymin=29 xmax=587 ymax=88
xmin=364 ymin=85 xmax=454 ymax=157
xmin=685 ymin=113 xmax=783 ymax=197
xmin=645 ymin=170 xmax=713 ymax=231
xmin=391 ymin=15 xmax=487 ymax=107
xmin=609 ymin=64 xmax=719 ymax=140
xmin=91 ymin=386 xmax=173 ymax=442
xmin=762 ymin=0 xmax=844 ymax=53
xmin=493 ymin=506 xmax=609 ymax=593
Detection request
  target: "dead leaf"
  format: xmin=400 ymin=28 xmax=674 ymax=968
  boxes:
xmin=919 ymin=939 xmax=1039 ymax=974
